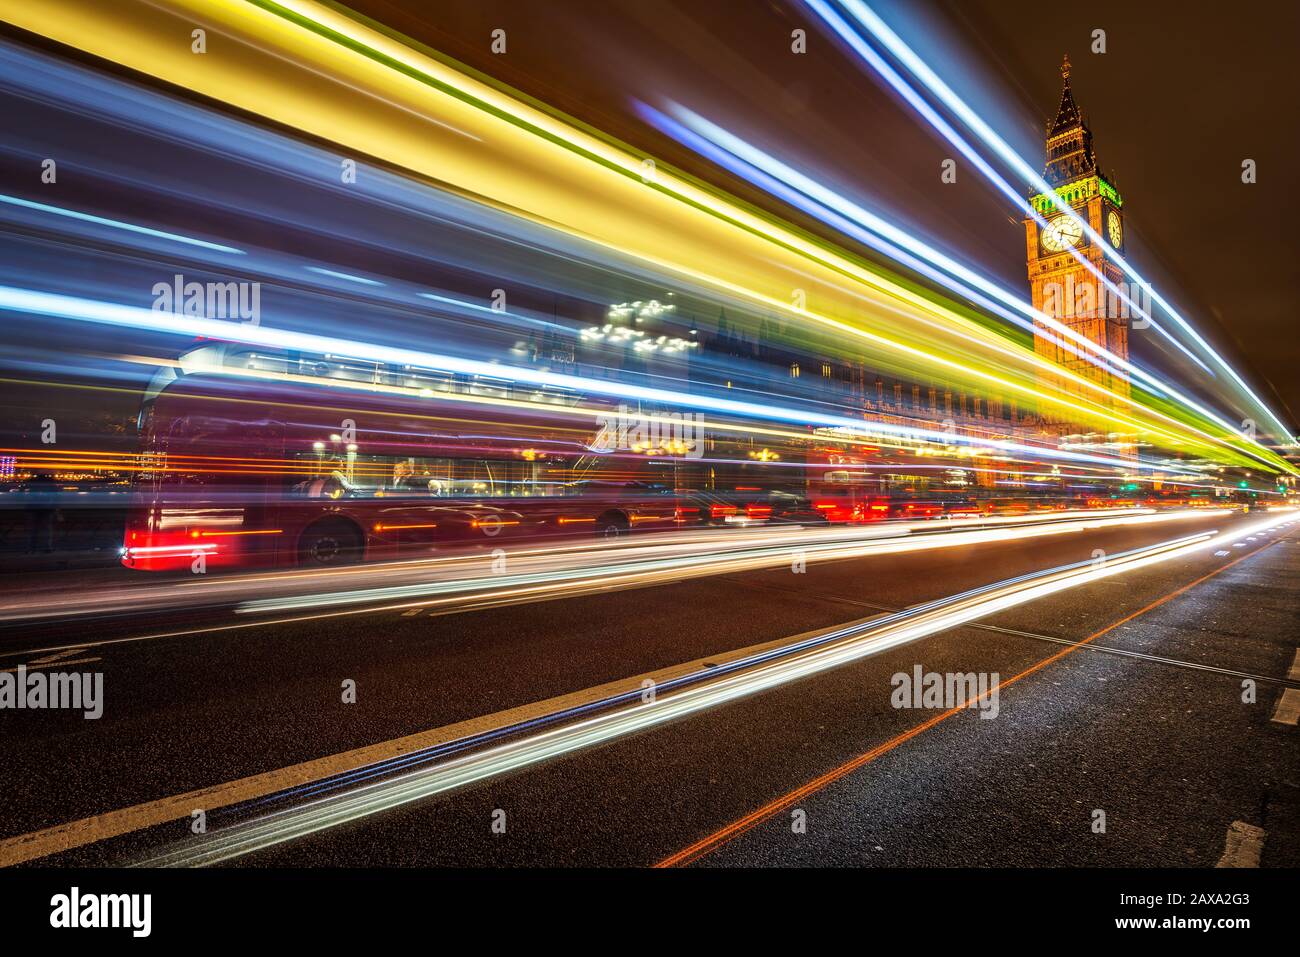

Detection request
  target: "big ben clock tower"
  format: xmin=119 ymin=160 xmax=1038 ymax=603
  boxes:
xmin=1025 ymin=55 xmax=1130 ymax=425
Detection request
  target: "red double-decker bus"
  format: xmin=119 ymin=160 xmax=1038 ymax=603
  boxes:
xmin=122 ymin=344 xmax=685 ymax=571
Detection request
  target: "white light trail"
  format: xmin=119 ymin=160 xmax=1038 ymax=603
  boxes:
xmin=0 ymin=192 xmax=245 ymax=254
xmin=0 ymin=508 xmax=1198 ymax=626
xmin=646 ymin=101 xmax=1281 ymax=470
xmin=812 ymin=0 xmax=1295 ymax=443
xmin=230 ymin=508 xmax=1228 ymax=617
xmin=0 ymin=284 xmax=1154 ymax=469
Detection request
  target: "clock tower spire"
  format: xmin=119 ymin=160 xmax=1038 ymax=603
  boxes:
xmin=1026 ymin=55 xmax=1130 ymax=428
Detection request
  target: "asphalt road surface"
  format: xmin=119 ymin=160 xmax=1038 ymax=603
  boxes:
xmin=1 ymin=507 xmax=1296 ymax=867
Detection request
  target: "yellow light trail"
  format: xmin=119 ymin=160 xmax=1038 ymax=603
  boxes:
xmin=0 ymin=0 xmax=1287 ymax=473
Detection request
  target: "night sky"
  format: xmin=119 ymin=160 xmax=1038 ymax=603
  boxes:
xmin=348 ymin=0 xmax=1300 ymax=429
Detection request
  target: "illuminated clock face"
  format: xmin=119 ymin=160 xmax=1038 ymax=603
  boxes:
xmin=1107 ymin=210 xmax=1123 ymax=248
xmin=1041 ymin=214 xmax=1083 ymax=252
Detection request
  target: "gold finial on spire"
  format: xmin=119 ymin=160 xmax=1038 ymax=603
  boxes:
xmin=1061 ymin=54 xmax=1071 ymax=80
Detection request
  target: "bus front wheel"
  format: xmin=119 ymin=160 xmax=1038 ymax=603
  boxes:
xmin=595 ymin=512 xmax=629 ymax=539
xmin=298 ymin=520 xmax=363 ymax=567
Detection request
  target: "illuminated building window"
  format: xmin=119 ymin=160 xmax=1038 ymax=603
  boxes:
xmin=790 ymin=363 xmax=800 ymax=378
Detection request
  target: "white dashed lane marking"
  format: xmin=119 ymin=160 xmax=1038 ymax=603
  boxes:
xmin=1 ymin=647 xmax=101 ymax=673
